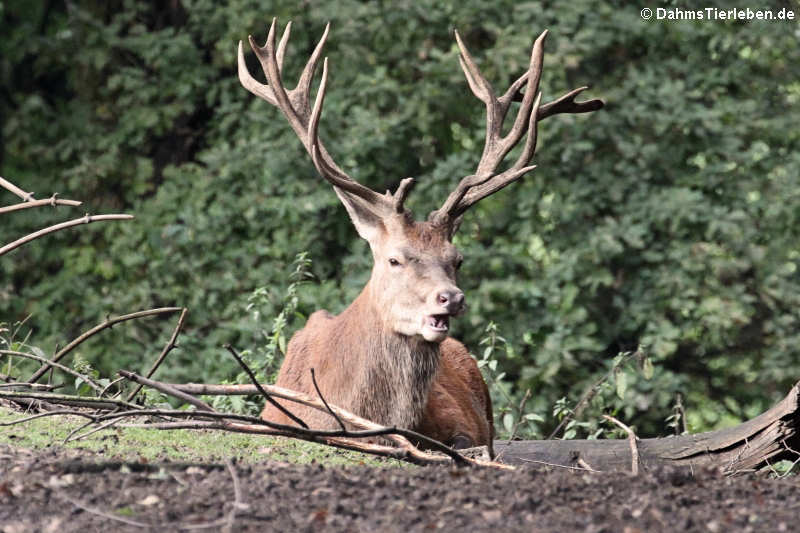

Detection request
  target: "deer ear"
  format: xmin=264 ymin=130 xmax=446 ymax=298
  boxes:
xmin=334 ymin=187 xmax=385 ymax=244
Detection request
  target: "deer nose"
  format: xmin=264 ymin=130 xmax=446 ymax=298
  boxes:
xmin=436 ymin=289 xmax=465 ymax=314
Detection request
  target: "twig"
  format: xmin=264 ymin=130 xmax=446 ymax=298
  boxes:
xmin=1 ymin=349 xmax=107 ymax=396
xmin=518 ymin=458 xmax=597 ymax=471
xmin=311 ymin=367 xmax=346 ymax=431
xmin=576 ymin=457 xmax=600 ymax=472
xmin=118 ymin=370 xmax=214 ymax=411
xmin=223 ymin=343 xmax=308 ymax=429
xmin=0 ymin=382 xmax=58 ymax=391
xmin=28 ymin=307 xmax=183 ymax=383
xmin=495 ymin=388 xmax=532 ymax=462
xmin=0 ymin=213 xmax=134 ymax=257
xmin=126 ymin=308 xmax=188 ymax=402
xmin=548 ymin=349 xmax=639 ymax=440
xmin=0 ymin=176 xmax=35 ymax=201
xmin=0 ymin=391 xmax=139 ymax=411
xmin=67 ymin=417 xmax=125 ymax=443
xmin=0 ymin=195 xmax=81 ymax=214
xmin=603 ymin=414 xmax=639 ymax=475
xmin=100 ymin=376 xmax=126 ymax=398
xmin=0 ymin=409 xmax=93 ymax=426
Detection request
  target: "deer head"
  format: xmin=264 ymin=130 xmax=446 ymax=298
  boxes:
xmin=237 ymin=20 xmax=603 ymax=343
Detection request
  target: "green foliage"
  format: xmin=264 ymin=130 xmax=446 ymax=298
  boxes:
xmin=208 ymin=252 xmax=313 ymax=414
xmin=2 ymin=0 xmax=799 ymax=437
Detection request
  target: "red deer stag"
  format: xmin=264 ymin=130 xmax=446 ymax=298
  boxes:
xmin=237 ymin=20 xmax=602 ymax=453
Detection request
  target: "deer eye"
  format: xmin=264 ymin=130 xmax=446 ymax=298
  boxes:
xmin=388 ymin=258 xmax=401 ymax=267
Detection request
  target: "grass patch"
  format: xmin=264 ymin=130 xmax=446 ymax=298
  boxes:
xmin=0 ymin=407 xmax=404 ymax=467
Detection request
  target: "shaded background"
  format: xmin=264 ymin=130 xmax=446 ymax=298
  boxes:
xmin=2 ymin=0 xmax=799 ymax=437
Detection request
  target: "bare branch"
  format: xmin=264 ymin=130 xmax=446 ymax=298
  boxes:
xmin=603 ymin=414 xmax=640 ymax=475
xmin=2 ymin=349 xmax=106 ymax=396
xmin=223 ymin=343 xmax=308 ymax=429
xmin=0 ymin=176 xmax=35 ymax=201
xmin=0 ymin=194 xmax=82 ymax=215
xmin=126 ymin=308 xmax=188 ymax=402
xmin=0 ymin=214 xmax=134 ymax=257
xmin=118 ymin=370 xmax=214 ymax=411
xmin=28 ymin=307 xmax=184 ymax=383
xmin=311 ymin=367 xmax=346 ymax=431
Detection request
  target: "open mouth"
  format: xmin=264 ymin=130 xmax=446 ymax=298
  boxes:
xmin=425 ymin=314 xmax=450 ymax=332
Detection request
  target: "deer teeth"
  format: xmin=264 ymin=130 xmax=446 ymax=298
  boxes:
xmin=427 ymin=314 xmax=450 ymax=331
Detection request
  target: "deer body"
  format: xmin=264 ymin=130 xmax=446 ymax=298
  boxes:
xmin=239 ymin=20 xmax=602 ymax=454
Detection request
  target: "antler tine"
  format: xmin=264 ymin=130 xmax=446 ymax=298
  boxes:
xmin=239 ymin=21 xmax=404 ymax=211
xmin=429 ymin=29 xmax=603 ymax=230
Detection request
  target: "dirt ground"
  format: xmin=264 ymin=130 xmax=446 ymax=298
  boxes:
xmin=1 ymin=444 xmax=799 ymax=532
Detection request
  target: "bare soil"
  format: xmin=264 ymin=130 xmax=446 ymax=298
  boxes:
xmin=1 ymin=443 xmax=798 ymax=532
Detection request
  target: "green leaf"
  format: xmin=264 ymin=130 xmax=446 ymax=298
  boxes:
xmin=502 ymin=413 xmax=514 ymax=434
xmin=642 ymin=357 xmax=654 ymax=380
xmin=615 ymin=370 xmax=628 ymax=400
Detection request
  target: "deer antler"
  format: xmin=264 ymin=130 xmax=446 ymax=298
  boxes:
xmin=428 ymin=30 xmax=604 ymax=230
xmin=238 ymin=20 xmax=412 ymax=215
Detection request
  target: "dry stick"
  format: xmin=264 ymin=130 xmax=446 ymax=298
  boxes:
xmin=519 ymin=458 xmax=597 ymax=472
xmin=0 ymin=213 xmax=134 ymax=257
xmin=0 ymin=390 xmax=133 ymax=410
xmin=118 ymin=370 xmax=214 ymax=411
xmin=0 ymin=176 xmax=35 ymax=201
xmin=311 ymin=367 xmax=347 ymax=431
xmin=223 ymin=343 xmax=309 ymax=429
xmin=0 ymin=382 xmax=58 ymax=391
xmin=603 ymin=414 xmax=639 ymax=475
xmin=126 ymin=308 xmax=188 ymax=402
xmin=547 ymin=350 xmax=639 ymax=440
xmin=0 ymin=409 xmax=92 ymax=426
xmin=100 ymin=376 xmax=126 ymax=398
xmin=0 ymin=195 xmax=82 ymax=214
xmin=28 ymin=307 xmax=183 ymax=384
xmin=1 ymin=349 xmax=107 ymax=396
xmin=576 ymin=457 xmax=600 ymax=472
xmin=67 ymin=417 xmax=125 ymax=443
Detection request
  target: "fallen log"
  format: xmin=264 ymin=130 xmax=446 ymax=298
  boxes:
xmin=496 ymin=381 xmax=800 ymax=473
xmin=171 ymin=380 xmax=800 ymax=473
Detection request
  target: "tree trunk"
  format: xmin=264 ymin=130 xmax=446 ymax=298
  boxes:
xmin=495 ymin=381 xmax=800 ymax=473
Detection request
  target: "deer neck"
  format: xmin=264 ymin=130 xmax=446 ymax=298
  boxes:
xmin=341 ymin=284 xmax=440 ymax=430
